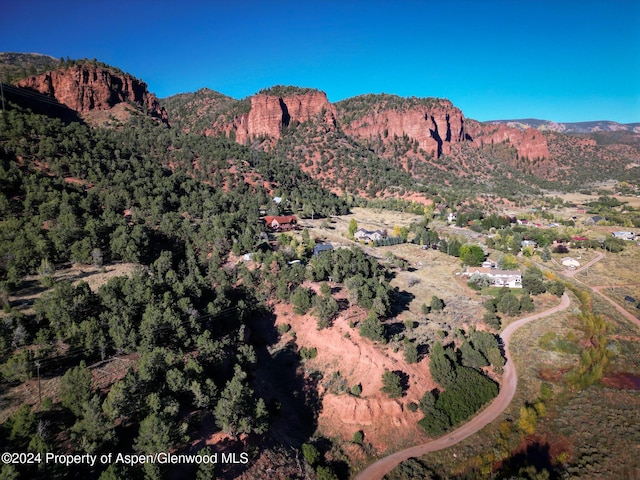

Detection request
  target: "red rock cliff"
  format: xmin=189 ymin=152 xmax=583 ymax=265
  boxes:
xmin=226 ymin=91 xmax=336 ymax=144
xmin=467 ymin=122 xmax=550 ymax=160
xmin=338 ymin=99 xmax=467 ymax=158
xmin=16 ymin=63 xmax=167 ymax=121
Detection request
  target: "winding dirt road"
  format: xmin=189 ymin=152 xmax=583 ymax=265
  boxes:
xmin=355 ymin=293 xmax=571 ymax=480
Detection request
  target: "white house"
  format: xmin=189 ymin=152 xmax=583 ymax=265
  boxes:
xmin=354 ymin=228 xmax=386 ymax=243
xmin=465 ymin=266 xmax=522 ymax=288
xmin=612 ymin=231 xmax=636 ymax=241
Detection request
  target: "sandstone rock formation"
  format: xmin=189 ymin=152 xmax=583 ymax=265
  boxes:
xmin=16 ymin=63 xmax=167 ymax=122
xmin=338 ymin=97 xmax=467 ymax=158
xmin=467 ymin=122 xmax=550 ymax=160
xmin=222 ymin=91 xmax=336 ymax=144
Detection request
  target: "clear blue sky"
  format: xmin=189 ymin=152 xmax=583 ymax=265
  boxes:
xmin=2 ymin=0 xmax=639 ymax=123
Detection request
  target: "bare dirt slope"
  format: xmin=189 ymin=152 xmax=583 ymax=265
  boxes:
xmin=271 ymin=296 xmax=434 ymax=454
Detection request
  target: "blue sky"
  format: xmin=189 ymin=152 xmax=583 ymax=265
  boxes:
xmin=2 ymin=0 xmax=639 ymax=122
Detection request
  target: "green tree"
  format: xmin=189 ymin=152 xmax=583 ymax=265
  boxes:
xmin=195 ymin=447 xmax=216 ymax=480
xmin=404 ymin=341 xmax=419 ymax=364
xmin=59 ymin=361 xmax=93 ymax=417
xmin=547 ymin=281 xmax=565 ymax=297
xmin=71 ymin=395 xmax=114 ymax=453
xmin=134 ymin=413 xmax=173 ymax=480
xmin=214 ymin=365 xmax=268 ymax=437
xmin=429 ymin=342 xmax=456 ymax=388
xmin=520 ymin=294 xmax=535 ymax=312
xmin=6 ymin=404 xmax=35 ymax=441
xmin=348 ymin=218 xmax=358 ymax=238
xmin=459 ymin=341 xmax=489 ymax=369
xmin=381 ymin=370 xmax=403 ymax=398
xmin=359 ymin=310 xmax=385 ymax=342
xmin=313 ymin=293 xmax=338 ymax=329
xmin=134 ymin=413 xmax=172 ymax=454
xmin=430 ymin=295 xmax=444 ymax=312
xmin=302 ymin=443 xmax=320 ymax=466
xmin=483 ymin=311 xmax=501 ymax=329
xmin=497 ymin=292 xmax=521 ymax=316
xmin=522 ymin=268 xmax=546 ymax=295
xmin=316 ymin=466 xmax=339 ymax=480
xmin=541 ymin=247 xmax=551 ymax=262
xmin=459 ymin=244 xmax=485 ymax=266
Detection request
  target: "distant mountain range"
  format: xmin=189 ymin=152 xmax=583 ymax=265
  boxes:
xmin=488 ymin=118 xmax=640 ymax=134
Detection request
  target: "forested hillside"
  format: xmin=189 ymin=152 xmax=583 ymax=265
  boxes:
xmin=0 ymin=100 xmax=350 ymax=479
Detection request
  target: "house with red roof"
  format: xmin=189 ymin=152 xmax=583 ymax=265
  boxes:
xmin=263 ymin=215 xmax=298 ymax=232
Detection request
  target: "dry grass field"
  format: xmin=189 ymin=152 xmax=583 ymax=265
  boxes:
xmin=553 ymin=192 xmax=640 ymax=209
xmin=574 ymin=246 xmax=640 ymax=287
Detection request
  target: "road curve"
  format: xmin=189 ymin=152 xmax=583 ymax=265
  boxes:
xmin=355 ymin=293 xmax=571 ymax=480
xmin=562 ymin=251 xmax=604 ymax=278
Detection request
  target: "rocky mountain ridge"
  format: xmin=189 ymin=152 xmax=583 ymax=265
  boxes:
xmin=3 ymin=53 xmax=638 ymax=196
xmin=214 ymin=90 xmax=338 ymax=144
xmin=336 ymin=95 xmax=467 ymax=158
xmin=13 ymin=61 xmax=167 ymax=123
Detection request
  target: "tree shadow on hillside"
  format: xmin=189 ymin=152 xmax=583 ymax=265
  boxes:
xmin=200 ymin=310 xmax=323 ymax=478
xmin=417 ymin=342 xmax=430 ymax=360
xmin=393 ymin=370 xmax=411 ymax=395
xmin=494 ymin=440 xmax=559 ymax=479
xmin=247 ymin=312 xmax=321 ymax=447
xmin=385 ymin=321 xmax=406 ymax=338
xmin=390 ymin=288 xmax=415 ymax=317
xmin=337 ymin=298 xmax=349 ymax=312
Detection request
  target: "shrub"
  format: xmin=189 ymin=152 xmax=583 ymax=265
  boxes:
xmin=350 ymin=384 xmax=362 ymax=396
xmin=352 ymin=430 xmax=364 ymax=444
xmin=430 ymin=295 xmax=444 ymax=312
xmin=302 ymin=443 xmax=319 ymax=466
xmin=300 ymin=347 xmax=318 ymax=360
xmin=277 ymin=323 xmax=291 ymax=334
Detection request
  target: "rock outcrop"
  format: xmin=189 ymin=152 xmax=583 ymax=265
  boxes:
xmin=467 ymin=121 xmax=550 ymax=160
xmin=224 ymin=91 xmax=336 ymax=144
xmin=16 ymin=63 xmax=167 ymax=122
xmin=338 ymin=97 xmax=467 ymax=158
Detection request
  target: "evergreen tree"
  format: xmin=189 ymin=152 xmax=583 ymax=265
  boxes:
xmin=381 ymin=370 xmax=403 ymax=398
xmin=59 ymin=361 xmax=93 ymax=417
xmin=359 ymin=310 xmax=385 ymax=342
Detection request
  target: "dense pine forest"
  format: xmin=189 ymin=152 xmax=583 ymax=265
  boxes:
xmin=0 ymin=102 xmax=355 ymax=479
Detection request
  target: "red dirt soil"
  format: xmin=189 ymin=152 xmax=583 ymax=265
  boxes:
xmin=271 ymin=284 xmax=435 ymax=454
